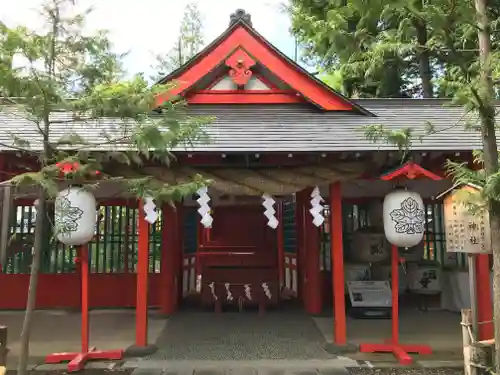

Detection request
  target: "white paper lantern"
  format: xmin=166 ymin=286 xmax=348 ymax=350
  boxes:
xmin=55 ymin=186 xmax=97 ymax=246
xmin=383 ymin=189 xmax=425 ymax=248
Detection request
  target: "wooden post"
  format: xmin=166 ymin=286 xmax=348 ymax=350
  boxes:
xmin=277 ymin=201 xmax=285 ymax=288
xmin=303 ymin=188 xmax=322 ymax=314
xmin=475 ymin=254 xmax=493 ymax=340
xmin=330 ymin=182 xmax=346 ymax=345
xmin=159 ymin=205 xmax=176 ymax=315
xmin=135 ymin=201 xmax=149 ymax=347
xmin=471 ymin=340 xmax=494 ymax=375
xmin=295 ymin=191 xmax=306 ymax=306
xmin=462 ymin=309 xmax=473 ymax=375
xmin=173 ymin=204 xmax=183 ymax=312
xmin=0 ymin=325 xmax=7 ymax=366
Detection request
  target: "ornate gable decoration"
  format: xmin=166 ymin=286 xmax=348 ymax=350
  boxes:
xmin=226 ymin=49 xmax=255 ymax=87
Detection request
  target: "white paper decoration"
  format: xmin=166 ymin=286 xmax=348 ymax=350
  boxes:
xmin=261 ymin=282 xmax=272 ymax=299
xmin=383 ymin=189 xmax=425 ymax=248
xmin=208 ymin=282 xmax=217 ymax=300
xmin=225 ymin=282 xmax=234 ymax=301
xmin=309 ymin=186 xmax=325 ymax=227
xmin=143 ymin=196 xmax=158 ymax=224
xmin=55 ymin=186 xmax=97 ymax=246
xmin=262 ymin=194 xmax=278 ymax=229
xmin=197 ymin=186 xmax=213 ymax=228
xmin=244 ymin=284 xmax=252 ymax=300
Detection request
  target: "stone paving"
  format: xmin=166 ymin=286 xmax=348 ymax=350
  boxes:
xmin=128 ymin=360 xmax=355 ymax=375
xmin=148 ymin=311 xmax=335 ymax=361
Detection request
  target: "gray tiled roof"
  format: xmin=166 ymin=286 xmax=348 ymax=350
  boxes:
xmin=0 ymin=99 xmax=492 ymax=152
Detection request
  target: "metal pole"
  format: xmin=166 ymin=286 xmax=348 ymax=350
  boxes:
xmin=468 ymin=254 xmax=479 ymax=340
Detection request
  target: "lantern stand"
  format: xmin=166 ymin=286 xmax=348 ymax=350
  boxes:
xmin=45 ymin=245 xmax=124 ymax=372
xmin=359 ymin=243 xmax=432 ymax=364
xmin=44 ymin=165 xmax=123 ymax=372
xmin=359 ymin=162 xmax=440 ymax=365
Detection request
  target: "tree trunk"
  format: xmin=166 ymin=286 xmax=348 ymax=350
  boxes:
xmin=415 ymin=22 xmax=433 ymax=97
xmin=16 ymin=192 xmax=46 ymax=375
xmin=474 ymin=0 xmax=500 ymax=370
xmin=413 ymin=0 xmax=433 ymax=98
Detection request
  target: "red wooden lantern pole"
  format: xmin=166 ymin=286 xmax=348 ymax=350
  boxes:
xmin=45 ymin=245 xmax=123 ymax=371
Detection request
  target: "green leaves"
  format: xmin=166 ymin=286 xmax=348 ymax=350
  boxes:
xmin=150 ymin=1 xmax=204 ymax=81
xmin=0 ymin=0 xmax=213 ymax=205
xmin=362 ymin=124 xmax=415 ymax=160
xmin=125 ymin=174 xmax=209 ymax=205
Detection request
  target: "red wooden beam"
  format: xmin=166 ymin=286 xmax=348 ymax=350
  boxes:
xmin=186 ymin=90 xmax=306 ymax=105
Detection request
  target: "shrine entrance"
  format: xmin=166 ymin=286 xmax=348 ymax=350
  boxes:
xmin=180 ymin=197 xmax=299 ymax=314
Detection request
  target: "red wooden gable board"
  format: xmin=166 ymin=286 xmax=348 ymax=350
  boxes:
xmin=156 ymin=21 xmax=362 ymax=112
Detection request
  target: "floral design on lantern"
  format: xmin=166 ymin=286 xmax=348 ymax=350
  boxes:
xmin=389 ymin=197 xmax=425 ymax=235
xmin=383 ymin=189 xmax=425 ymax=248
xmin=55 ymin=186 xmax=97 ymax=246
xmin=55 ymin=194 xmax=84 ymax=234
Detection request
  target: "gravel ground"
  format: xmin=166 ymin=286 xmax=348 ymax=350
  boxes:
xmin=149 ymin=311 xmax=335 ymax=360
xmin=347 ymin=368 xmax=464 ymax=375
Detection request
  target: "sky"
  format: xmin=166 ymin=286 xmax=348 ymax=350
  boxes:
xmin=1 ymin=0 xmax=299 ymax=78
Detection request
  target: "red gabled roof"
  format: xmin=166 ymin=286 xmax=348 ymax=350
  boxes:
xmin=156 ymin=11 xmax=373 ymax=115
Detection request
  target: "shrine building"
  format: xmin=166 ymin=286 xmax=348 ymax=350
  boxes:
xmin=0 ymin=8 xmax=494 ymax=363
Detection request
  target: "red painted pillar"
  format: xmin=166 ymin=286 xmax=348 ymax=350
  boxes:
xmin=277 ymin=201 xmax=285 ymax=288
xmin=159 ymin=204 xmax=177 ymax=315
xmin=172 ymin=204 xmax=183 ymax=312
xmin=330 ymin=182 xmax=347 ymax=345
xmin=475 ymin=254 xmax=493 ymax=339
xmin=135 ymin=201 xmax=149 ymax=347
xmin=295 ymin=192 xmax=305 ymax=304
xmin=303 ymin=188 xmax=322 ymax=315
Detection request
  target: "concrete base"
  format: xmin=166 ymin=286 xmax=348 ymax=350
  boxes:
xmin=124 ymin=344 xmax=158 ymax=358
xmin=324 ymin=342 xmax=359 ymax=354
